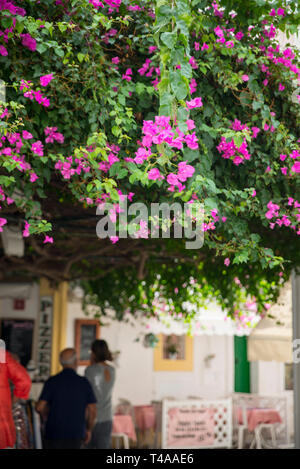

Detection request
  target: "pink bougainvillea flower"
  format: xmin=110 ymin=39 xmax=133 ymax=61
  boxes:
xmin=22 ymin=131 xmax=33 ymax=140
xmin=214 ymin=26 xmax=224 ymax=38
xmin=291 ymin=161 xmax=300 ymax=174
xmin=0 ymin=108 xmax=9 ymax=119
xmin=110 ymin=236 xmax=119 ymax=244
xmin=45 ymin=127 xmax=64 ymax=143
xmin=263 ymin=79 xmax=268 ymax=86
xmin=148 ymin=46 xmax=157 ymax=53
xmin=111 ymin=56 xmax=120 ymax=64
xmin=241 ymin=74 xmax=249 ymax=81
xmin=40 ymin=74 xmax=54 ymax=87
xmin=189 ymin=78 xmax=197 ymax=94
xmin=167 ymin=173 xmax=178 ymax=186
xmin=30 ymin=173 xmax=39 ymax=182
xmin=189 ymin=56 xmax=198 ymax=69
xmin=0 ymin=218 xmax=7 ymax=232
xmin=185 ymin=133 xmax=198 ymax=150
xmin=194 ymin=42 xmax=200 ymax=51
xmin=186 ymin=97 xmax=203 ymax=109
xmin=224 ymin=258 xmax=230 ymax=266
xmin=148 ymin=168 xmax=164 ymax=181
xmin=0 ymin=46 xmax=8 ymax=56
xmin=177 ymin=161 xmax=195 ymax=181
xmin=235 ymin=31 xmax=244 ymax=40
xmin=225 ymin=41 xmax=234 ymax=48
xmin=251 ymin=127 xmax=260 ymax=138
xmin=122 ymin=68 xmax=132 ymax=81
xmin=186 ymin=119 xmax=195 ymax=130
xmin=201 ymin=43 xmax=209 ymax=51
xmin=31 ymin=141 xmax=44 ymax=156
xmin=20 ymin=33 xmax=37 ymax=51
xmin=278 ymin=83 xmax=285 ymax=91
xmin=23 ymin=222 xmax=30 ymax=238
xmin=252 ymin=190 xmax=256 ymax=197
xmin=43 ymin=235 xmax=53 ymax=244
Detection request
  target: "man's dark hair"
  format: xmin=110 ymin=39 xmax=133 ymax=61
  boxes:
xmin=91 ymin=339 xmax=112 ymax=362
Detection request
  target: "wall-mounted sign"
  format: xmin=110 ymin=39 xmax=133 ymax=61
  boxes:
xmin=0 ymin=319 xmax=34 ymax=367
xmin=75 ymin=319 xmax=100 ymax=366
xmin=13 ymin=298 xmax=25 ymax=310
xmin=162 ymin=399 xmax=232 ymax=449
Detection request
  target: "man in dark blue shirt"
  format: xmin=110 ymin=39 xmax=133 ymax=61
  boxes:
xmin=36 ymin=348 xmax=97 ymax=449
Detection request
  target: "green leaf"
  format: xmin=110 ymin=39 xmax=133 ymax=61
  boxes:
xmin=170 ymin=71 xmax=188 ymax=100
xmin=160 ymin=32 xmax=177 ymax=49
xmin=77 ymin=53 xmax=85 ymax=63
xmin=55 ymin=48 xmax=64 ymax=57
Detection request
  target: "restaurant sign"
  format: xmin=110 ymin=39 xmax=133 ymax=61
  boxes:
xmin=162 ymin=399 xmax=232 ymax=449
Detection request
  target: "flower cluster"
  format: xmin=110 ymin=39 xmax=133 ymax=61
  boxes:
xmin=45 ymin=127 xmax=64 ymax=144
xmin=20 ymin=80 xmax=50 ymax=108
xmin=88 ymin=0 xmax=121 ymax=12
xmin=166 ymin=162 xmax=195 ymax=192
xmin=265 ymin=200 xmax=300 ymax=235
xmin=217 ymin=137 xmax=251 ymax=165
xmin=132 ymin=115 xmax=200 ymax=166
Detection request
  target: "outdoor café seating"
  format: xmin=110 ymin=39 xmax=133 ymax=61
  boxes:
xmin=111 ymin=394 xmax=290 ymax=449
xmin=232 ymin=393 xmax=288 ymax=449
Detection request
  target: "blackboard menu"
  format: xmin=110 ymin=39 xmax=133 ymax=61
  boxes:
xmin=79 ymin=324 xmax=97 ymax=361
xmin=0 ymin=319 xmax=34 ymax=367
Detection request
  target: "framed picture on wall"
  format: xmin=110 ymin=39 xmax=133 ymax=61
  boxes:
xmin=0 ymin=318 xmax=35 ymax=367
xmin=75 ymin=319 xmax=100 ymax=366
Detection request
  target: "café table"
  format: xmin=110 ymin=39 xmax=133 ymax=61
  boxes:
xmin=134 ymin=405 xmax=156 ymax=448
xmin=237 ymin=407 xmax=282 ymax=432
xmin=134 ymin=405 xmax=156 ymax=431
xmin=113 ymin=414 xmax=137 ymax=442
xmin=237 ymin=407 xmax=282 ymax=448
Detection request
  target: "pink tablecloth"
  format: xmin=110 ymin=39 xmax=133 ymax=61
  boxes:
xmin=113 ymin=415 xmax=137 ymax=441
xmin=237 ymin=408 xmax=282 ymax=432
xmin=134 ymin=405 xmax=156 ymax=431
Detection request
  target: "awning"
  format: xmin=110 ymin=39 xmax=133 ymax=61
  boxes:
xmin=248 ymin=281 xmax=292 ymax=363
xmin=145 ymin=301 xmax=260 ymax=336
xmin=0 ymin=283 xmax=32 ymax=299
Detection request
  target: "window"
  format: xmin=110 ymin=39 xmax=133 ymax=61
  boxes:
xmin=284 ymin=363 xmax=293 ymax=391
xmin=162 ymin=334 xmax=185 ymax=360
xmin=154 ymin=334 xmax=193 ymax=371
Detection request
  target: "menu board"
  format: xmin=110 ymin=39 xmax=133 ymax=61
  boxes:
xmin=79 ymin=324 xmax=97 ymax=361
xmin=162 ymin=399 xmax=232 ymax=449
xmin=0 ymin=319 xmax=34 ymax=367
xmin=75 ymin=320 xmax=100 ymax=365
xmin=166 ymin=407 xmax=215 ymax=448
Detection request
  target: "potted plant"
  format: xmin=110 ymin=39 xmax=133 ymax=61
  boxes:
xmin=167 ymin=343 xmax=178 ymax=360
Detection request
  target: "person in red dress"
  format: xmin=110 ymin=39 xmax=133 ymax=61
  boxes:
xmin=0 ymin=351 xmax=31 ymax=449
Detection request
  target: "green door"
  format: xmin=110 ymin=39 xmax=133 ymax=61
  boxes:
xmin=234 ymin=336 xmax=250 ymax=393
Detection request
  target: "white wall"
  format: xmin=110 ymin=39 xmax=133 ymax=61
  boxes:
xmin=250 ymin=360 xmax=294 ymax=440
xmin=66 ymin=299 xmax=234 ymax=405
xmin=0 ymin=283 xmax=39 ymax=320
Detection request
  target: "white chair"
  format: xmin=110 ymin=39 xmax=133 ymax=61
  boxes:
xmin=237 ymin=405 xmax=248 ymax=449
xmin=112 ymin=433 xmax=129 ymax=449
xmin=250 ymin=423 xmax=277 ymax=449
